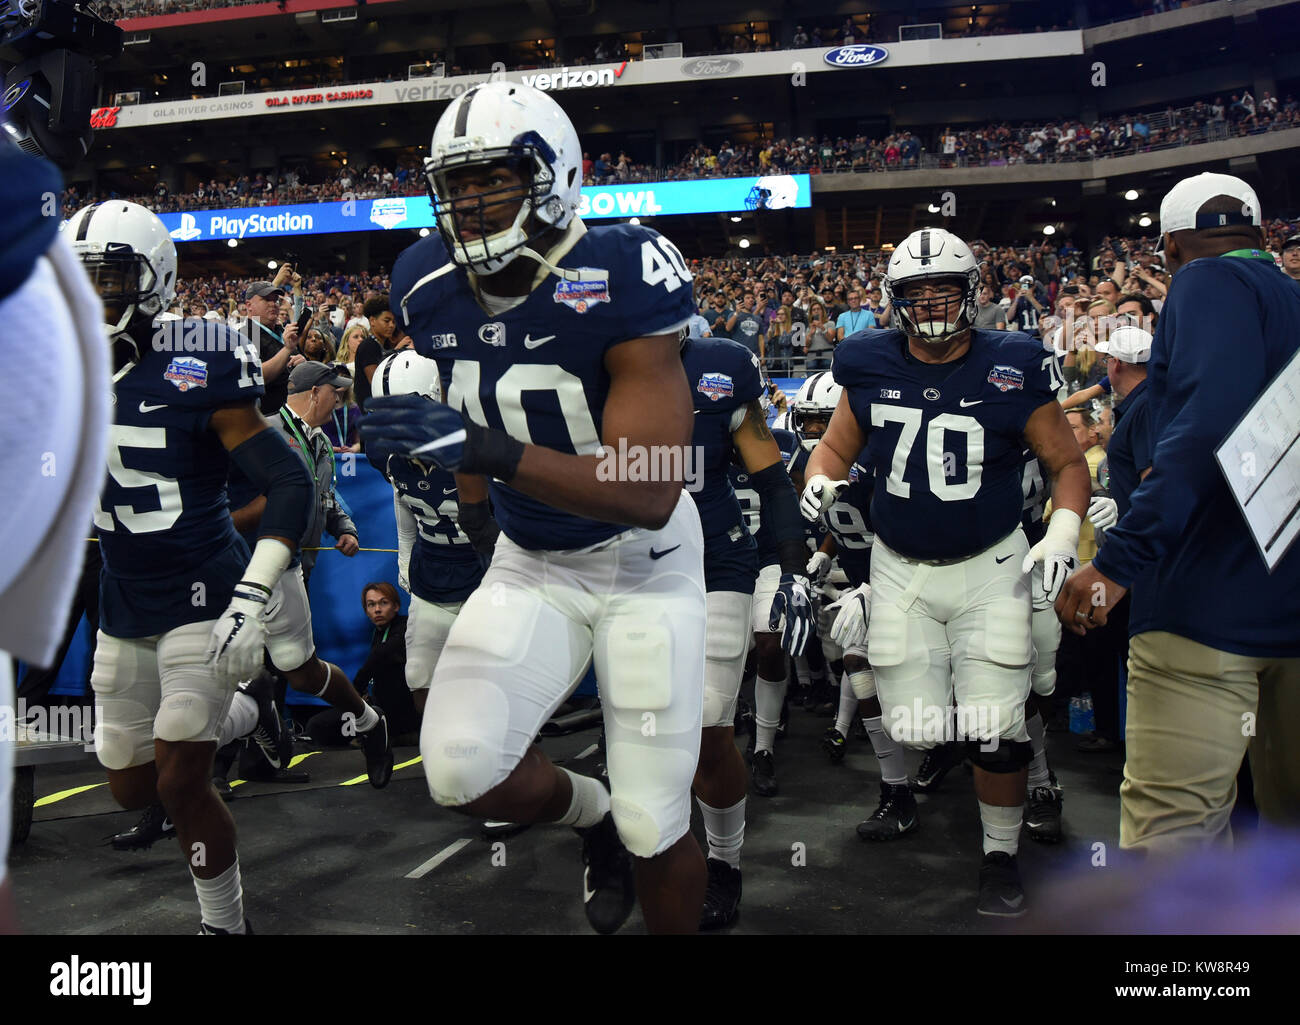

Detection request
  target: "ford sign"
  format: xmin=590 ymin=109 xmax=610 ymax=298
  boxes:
xmin=823 ymin=45 xmax=889 ymax=69
xmin=681 ymin=57 xmax=743 ymax=77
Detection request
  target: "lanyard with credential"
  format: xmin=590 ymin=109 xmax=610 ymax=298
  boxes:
xmin=1220 ymin=249 xmax=1276 ymax=262
xmin=280 ymin=407 xmax=333 ymax=490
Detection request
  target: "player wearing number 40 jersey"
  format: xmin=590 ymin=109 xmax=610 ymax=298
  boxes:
xmin=67 ymin=200 xmax=312 ymax=935
xmin=361 ymin=81 xmax=787 ymax=934
xmin=802 ymin=228 xmax=1090 ymax=917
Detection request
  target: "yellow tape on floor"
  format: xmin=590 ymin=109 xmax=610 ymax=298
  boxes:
xmin=34 ymin=782 xmax=107 ymax=808
xmin=339 ymin=754 xmax=422 ymax=787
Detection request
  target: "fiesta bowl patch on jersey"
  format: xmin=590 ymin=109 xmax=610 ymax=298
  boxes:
xmin=553 ymin=273 xmax=610 ymax=313
xmin=164 ymin=356 xmax=209 ymax=391
xmin=697 ymin=372 xmax=734 ymax=401
xmin=988 ymin=364 xmax=1025 ymax=392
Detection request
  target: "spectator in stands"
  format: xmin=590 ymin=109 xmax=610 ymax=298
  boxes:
xmin=769 ymin=305 xmax=796 ymax=373
xmin=727 ymin=292 xmax=766 ymax=361
xmin=972 ymin=284 xmax=1007 ymax=330
xmin=834 ymin=287 xmax=874 ymax=342
xmin=792 ymin=25 xmax=809 ymax=47
xmin=1116 ymin=292 xmax=1159 ymax=335
xmin=1281 ymin=235 xmax=1300 ymax=282
xmin=804 ymin=304 xmax=836 ymax=370
xmin=301 ymin=327 xmax=333 ymax=364
xmin=1007 ymin=273 xmax=1046 ymax=334
xmin=351 ymin=294 xmax=397 ymax=412
xmin=244 ymin=280 xmax=302 ymax=415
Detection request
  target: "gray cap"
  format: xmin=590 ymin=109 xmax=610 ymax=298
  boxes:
xmin=288 ymin=361 xmax=353 ymax=395
xmin=243 ymin=281 xmax=286 ymax=301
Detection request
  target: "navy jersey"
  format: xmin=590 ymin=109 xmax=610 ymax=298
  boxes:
xmin=834 ymin=328 xmax=1060 ymax=561
xmin=1019 ymin=448 xmax=1050 ymax=546
xmin=367 ymin=451 xmax=484 ymax=603
xmin=822 ymin=453 xmax=875 ymax=588
xmin=683 ymin=335 xmax=762 ymax=593
xmin=95 ymin=320 xmax=264 ymax=636
xmin=393 ymin=222 xmax=696 ymax=551
xmin=731 ymin=427 xmax=801 ymax=567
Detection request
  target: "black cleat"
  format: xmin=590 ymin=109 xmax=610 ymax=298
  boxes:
xmin=699 ymin=858 xmax=742 ymax=931
xmin=110 ymin=802 xmax=176 ymax=852
xmin=821 ymin=726 xmax=848 ymax=764
xmin=1025 ymin=785 xmax=1063 ymax=843
xmin=977 ymin=851 xmax=1027 ymax=917
xmin=578 ymin=812 xmax=636 ymax=935
xmin=856 ymin=781 xmax=919 ymax=841
xmin=358 ymin=706 xmax=394 ymax=789
xmin=909 ymin=740 xmax=962 ymax=793
xmin=240 ymin=674 xmax=284 ymax=770
xmin=199 ymin=917 xmax=255 ymax=935
xmin=751 ymin=749 xmax=778 ymax=797
xmin=481 ymin=820 xmax=531 ymax=841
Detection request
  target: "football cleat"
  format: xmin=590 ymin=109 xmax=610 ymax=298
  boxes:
xmin=977 ymin=852 xmax=1027 ymax=917
xmin=240 ymin=673 xmax=283 ymax=771
xmin=199 ymin=918 xmax=255 ymax=935
xmin=578 ymin=812 xmax=637 ymax=935
xmin=110 ymin=802 xmax=176 ymax=852
xmin=358 ymin=706 xmax=394 ymax=789
xmin=821 ymin=726 xmax=848 ymax=764
xmin=699 ymin=858 xmax=742 ymax=931
xmin=1025 ymin=785 xmax=1064 ymax=843
xmin=777 ymin=695 xmax=789 ymax=738
xmin=751 ymin=749 xmax=779 ymax=797
xmin=809 ymin=680 xmax=838 ymax=717
xmin=909 ymin=740 xmax=963 ymax=793
xmin=856 ymin=781 xmax=919 ymax=841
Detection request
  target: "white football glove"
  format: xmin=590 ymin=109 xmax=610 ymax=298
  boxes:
xmin=800 ymin=474 xmax=849 ymax=522
xmin=829 ymin=583 xmax=872 ymax=650
xmin=806 ymin=551 xmax=833 ymax=585
xmin=1021 ymin=509 xmax=1081 ymax=604
xmin=1087 ymin=495 xmax=1119 ymax=532
xmin=206 ymin=588 xmax=269 ymax=685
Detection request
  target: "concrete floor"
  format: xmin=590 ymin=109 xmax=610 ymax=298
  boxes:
xmin=10 ymin=704 xmax=1125 ymax=935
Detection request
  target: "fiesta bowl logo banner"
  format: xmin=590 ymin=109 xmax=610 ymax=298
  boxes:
xmin=823 ymin=45 xmax=889 ymax=68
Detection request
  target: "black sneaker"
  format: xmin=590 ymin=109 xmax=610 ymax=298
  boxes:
xmin=481 ymin=820 xmax=531 ymax=841
xmin=776 ymin=696 xmax=789 ymax=739
xmin=699 ymin=858 xmax=742 ymax=931
xmin=856 ymin=781 xmax=919 ymax=841
xmin=821 ymin=726 xmax=847 ymax=764
xmin=977 ymin=851 xmax=1027 ymax=917
xmin=809 ymin=680 xmax=838 ymax=716
xmin=751 ymin=749 xmax=778 ymax=797
xmin=358 ymin=706 xmax=394 ymax=789
xmin=1025 ymin=786 xmax=1063 ymax=843
xmin=111 ymin=802 xmax=176 ymax=851
xmin=199 ymin=917 xmax=255 ymax=935
xmin=578 ymin=812 xmax=636 ymax=935
xmin=240 ymin=674 xmax=283 ymax=771
xmin=910 ymin=740 xmax=962 ymax=793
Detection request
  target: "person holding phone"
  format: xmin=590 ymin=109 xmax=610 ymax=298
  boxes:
xmin=243 ymin=280 xmax=301 ymax=415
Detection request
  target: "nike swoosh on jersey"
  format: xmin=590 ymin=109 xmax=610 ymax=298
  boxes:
xmin=139 ymin=401 xmax=168 ymax=413
xmin=959 ymin=398 xmax=984 ymax=407
xmin=995 ymin=553 xmax=1015 ymax=564
xmin=649 ymin=545 xmax=681 ymax=560
xmin=523 ymin=334 xmax=556 ymax=349
xmin=442 ymin=488 xmax=457 ymax=495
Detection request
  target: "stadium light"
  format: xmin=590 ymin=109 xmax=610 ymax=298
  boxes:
xmin=1125 ymin=189 xmax=1139 ymax=201
xmin=1042 ymin=225 xmax=1056 ymax=236
xmin=927 ymin=203 xmax=941 ymax=213
xmin=629 ymin=217 xmax=640 ymax=225
xmin=267 ymin=260 xmax=277 ymax=270
xmin=738 ymin=238 xmax=751 ymax=249
xmin=730 ymin=216 xmax=742 ymax=223
xmin=1138 ymin=215 xmax=1152 ymax=228
xmin=419 ymin=228 xmax=431 ymax=237
xmin=227 ymin=239 xmax=238 ymax=248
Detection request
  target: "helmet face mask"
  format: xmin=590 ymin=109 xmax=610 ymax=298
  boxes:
xmin=884 ymin=228 xmax=980 ymax=346
xmin=889 ymin=277 xmax=972 ymax=344
xmin=792 ymin=370 xmax=842 ymax=451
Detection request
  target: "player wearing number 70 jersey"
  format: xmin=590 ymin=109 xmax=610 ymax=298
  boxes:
xmin=362 ymin=81 xmax=712 ymax=934
xmin=801 ymin=227 xmax=1090 ymax=917
xmin=66 ymin=200 xmax=312 ymax=934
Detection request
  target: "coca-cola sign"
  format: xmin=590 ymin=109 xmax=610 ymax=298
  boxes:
xmin=681 ymin=57 xmax=743 ymax=78
xmin=90 ymin=106 xmax=121 ymax=128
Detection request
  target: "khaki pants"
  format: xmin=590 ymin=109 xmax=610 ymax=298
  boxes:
xmin=1121 ymin=630 xmax=1300 ymax=853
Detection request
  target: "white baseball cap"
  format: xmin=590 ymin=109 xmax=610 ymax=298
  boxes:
xmin=1096 ymin=324 xmax=1153 ymax=364
xmin=1157 ymin=172 xmax=1261 ymax=252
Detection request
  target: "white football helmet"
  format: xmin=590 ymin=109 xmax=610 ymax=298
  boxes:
xmin=746 ymin=174 xmax=799 ymax=211
xmin=884 ymin=228 xmax=979 ymax=344
xmin=64 ymin=200 xmax=177 ymax=348
xmin=372 ymin=350 xmax=442 ymax=400
xmin=425 ymin=81 xmax=582 ymax=274
xmin=792 ymin=370 xmax=842 ymax=451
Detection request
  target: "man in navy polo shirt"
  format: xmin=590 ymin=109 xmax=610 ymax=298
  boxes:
xmin=1058 ymin=172 xmax=1300 ymax=853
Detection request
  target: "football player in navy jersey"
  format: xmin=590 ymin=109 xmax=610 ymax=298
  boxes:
xmin=683 ymin=333 xmax=811 ymax=929
xmin=362 ymin=82 xmax=812 ymax=934
xmin=799 ymin=376 xmax=918 ymax=840
xmin=802 ymin=228 xmax=1089 ymax=915
xmin=67 ymin=201 xmax=312 ymax=934
xmin=368 ymin=351 xmax=493 ymax=711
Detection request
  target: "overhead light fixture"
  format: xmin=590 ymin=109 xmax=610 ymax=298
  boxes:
xmin=1125 ymin=189 xmax=1139 ymax=200
xmin=629 ymin=217 xmax=640 ymax=225
xmin=853 ymin=244 xmax=864 ymax=250
xmin=1042 ymin=225 xmax=1056 ymax=236
xmin=227 ymin=238 xmax=239 ymax=247
xmin=928 ymin=203 xmax=940 ymax=213
xmin=738 ymin=238 xmax=751 ymax=249
xmin=419 ymin=228 xmax=431 ymax=237
xmin=267 ymin=260 xmax=277 ymax=269
xmin=825 ymin=246 xmax=836 ymax=252
xmin=730 ymin=215 xmax=742 ymax=223
xmin=959 ymin=82 xmax=967 ymax=87
xmin=1136 ymin=62 xmax=1143 ymax=68
xmin=1138 ymin=215 xmax=1152 ymax=228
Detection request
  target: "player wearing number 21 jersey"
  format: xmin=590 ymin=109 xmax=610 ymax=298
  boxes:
xmin=801 ymin=228 xmax=1089 ymax=918
xmin=362 ymin=81 xmax=736 ymax=934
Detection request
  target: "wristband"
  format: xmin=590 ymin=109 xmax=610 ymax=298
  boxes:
xmin=462 ymin=420 xmax=526 ymax=482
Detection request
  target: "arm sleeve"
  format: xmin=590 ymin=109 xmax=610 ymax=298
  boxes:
xmin=1092 ymin=265 xmax=1268 ymax=587
xmin=749 ymin=461 xmax=806 ymax=573
xmin=394 ymin=493 xmax=417 ymax=587
xmin=227 ymin=427 xmax=312 ymax=546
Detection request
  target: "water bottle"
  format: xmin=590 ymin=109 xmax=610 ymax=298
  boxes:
xmin=1069 ymin=695 xmax=1096 ymax=734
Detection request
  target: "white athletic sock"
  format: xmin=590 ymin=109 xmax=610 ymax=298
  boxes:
xmin=193 ymin=858 xmax=245 ymax=933
xmin=697 ymin=795 xmax=746 ymax=869
xmin=218 ymin=691 xmax=258 ymax=748
xmin=555 ymin=768 xmax=610 ymax=828
xmin=979 ymin=801 xmax=1023 ymax=857
xmin=354 ymin=703 xmax=379 ymax=733
xmin=793 ymin=656 xmax=811 ymax=689
xmin=834 ymin=672 xmax=858 ymax=736
xmin=753 ymin=672 xmax=787 ymax=754
xmin=1025 ymin=710 xmax=1051 ymax=790
xmin=865 ymin=716 xmax=908 ymax=785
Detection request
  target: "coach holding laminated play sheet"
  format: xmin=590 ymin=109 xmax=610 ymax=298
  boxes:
xmin=1057 ymin=172 xmax=1300 ymax=854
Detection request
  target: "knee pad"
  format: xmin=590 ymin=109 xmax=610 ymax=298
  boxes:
xmin=420 ymin=678 xmax=511 ymax=806
xmin=606 ymin=742 xmax=696 ymax=858
xmin=155 ymin=692 xmax=217 ymax=743
xmin=94 ymin=723 xmax=152 ymax=772
xmin=979 ymin=597 xmax=1033 ymax=668
xmin=703 ymin=591 xmax=750 ymax=727
xmin=91 ymin=638 xmax=159 ymax=770
xmin=1030 ymin=604 xmax=1061 ymax=696
xmin=848 ymin=666 xmax=876 ymax=700
xmin=966 ymin=738 xmax=1033 ymax=773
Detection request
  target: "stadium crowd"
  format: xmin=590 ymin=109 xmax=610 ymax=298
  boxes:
xmin=68 ymin=94 xmax=1300 ymax=220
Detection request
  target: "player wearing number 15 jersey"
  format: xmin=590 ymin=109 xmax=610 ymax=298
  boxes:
xmin=801 ymin=228 xmax=1090 ymax=917
xmin=363 ymin=81 xmax=734 ymax=934
xmin=67 ymin=200 xmax=312 ymax=934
